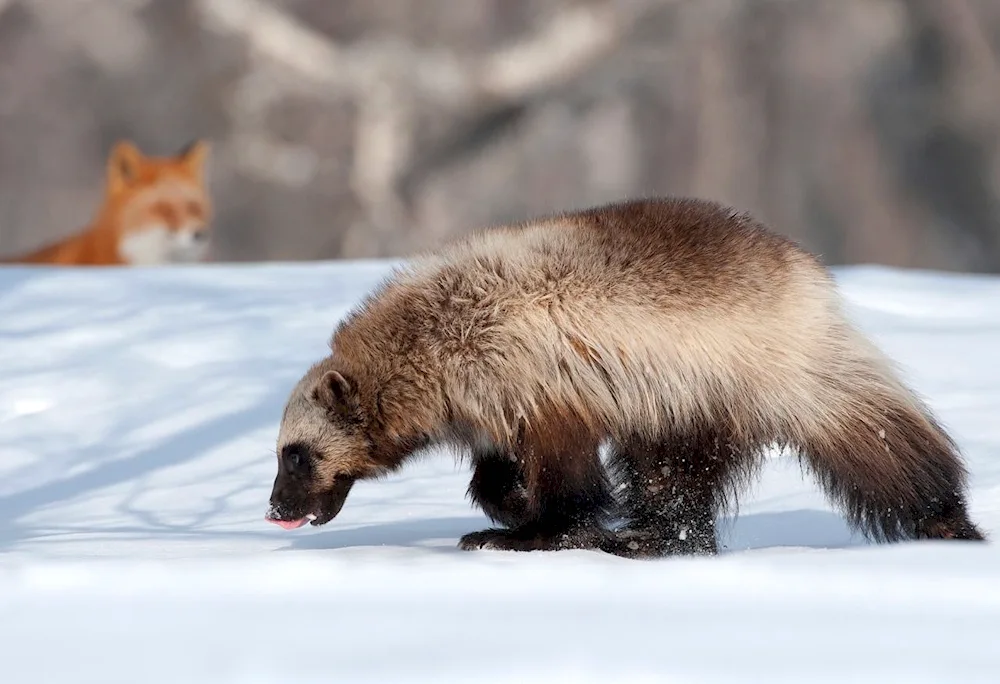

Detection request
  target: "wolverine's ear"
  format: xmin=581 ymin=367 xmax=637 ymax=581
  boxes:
xmin=178 ymin=139 xmax=209 ymax=179
xmin=311 ymin=370 xmax=360 ymax=418
xmin=107 ymin=140 xmax=144 ymax=192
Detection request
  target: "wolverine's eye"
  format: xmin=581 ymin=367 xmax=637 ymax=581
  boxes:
xmin=282 ymin=446 xmax=309 ymax=474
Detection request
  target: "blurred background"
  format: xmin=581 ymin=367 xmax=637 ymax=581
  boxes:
xmin=1 ymin=0 xmax=999 ymax=271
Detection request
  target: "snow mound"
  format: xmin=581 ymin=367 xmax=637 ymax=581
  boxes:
xmin=1 ymin=261 xmax=999 ymax=683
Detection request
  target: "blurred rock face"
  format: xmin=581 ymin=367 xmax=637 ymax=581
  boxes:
xmin=1 ymin=0 xmax=999 ymax=272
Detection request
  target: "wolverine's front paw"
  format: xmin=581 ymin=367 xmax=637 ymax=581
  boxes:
xmin=458 ymin=525 xmax=610 ymax=552
xmin=458 ymin=528 xmax=518 ymax=551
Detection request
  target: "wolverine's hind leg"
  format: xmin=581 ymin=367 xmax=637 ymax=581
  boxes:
xmin=605 ymin=427 xmax=762 ymax=558
xmin=459 ymin=424 xmax=615 ymax=553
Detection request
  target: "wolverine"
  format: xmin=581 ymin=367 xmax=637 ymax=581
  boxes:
xmin=265 ymin=196 xmax=986 ymax=557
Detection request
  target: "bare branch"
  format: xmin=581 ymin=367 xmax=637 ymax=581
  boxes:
xmin=26 ymin=0 xmax=150 ymax=73
xmin=197 ymin=0 xmax=667 ymax=241
xmin=196 ymin=0 xmax=664 ymax=105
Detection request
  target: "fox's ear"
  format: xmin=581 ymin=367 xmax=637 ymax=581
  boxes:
xmin=178 ymin=139 xmax=209 ymax=179
xmin=106 ymin=140 xmax=144 ymax=192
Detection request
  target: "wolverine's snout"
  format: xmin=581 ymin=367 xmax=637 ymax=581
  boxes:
xmin=265 ymin=474 xmax=355 ymax=530
xmin=265 ymin=470 xmax=312 ymax=527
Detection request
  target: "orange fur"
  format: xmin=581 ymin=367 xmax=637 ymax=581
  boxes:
xmin=1 ymin=140 xmax=213 ymax=266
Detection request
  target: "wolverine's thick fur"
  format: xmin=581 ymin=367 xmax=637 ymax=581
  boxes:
xmin=268 ymin=196 xmax=986 ymax=555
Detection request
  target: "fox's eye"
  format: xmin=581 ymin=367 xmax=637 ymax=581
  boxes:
xmin=154 ymin=202 xmax=177 ymax=223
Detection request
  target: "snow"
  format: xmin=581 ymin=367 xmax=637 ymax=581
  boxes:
xmin=1 ymin=260 xmax=999 ymax=683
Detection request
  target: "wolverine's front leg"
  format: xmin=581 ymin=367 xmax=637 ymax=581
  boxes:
xmin=461 ymin=449 xmax=541 ymax=551
xmin=465 ymin=450 xmax=533 ymax=529
xmin=459 ymin=430 xmax=615 ymax=553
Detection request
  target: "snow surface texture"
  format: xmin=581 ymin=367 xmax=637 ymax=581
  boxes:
xmin=0 ymin=261 xmax=999 ymax=683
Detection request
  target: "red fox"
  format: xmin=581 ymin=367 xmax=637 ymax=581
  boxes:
xmin=1 ymin=140 xmax=213 ymax=266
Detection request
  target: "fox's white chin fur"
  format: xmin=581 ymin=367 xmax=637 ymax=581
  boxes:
xmin=119 ymin=224 xmax=209 ymax=265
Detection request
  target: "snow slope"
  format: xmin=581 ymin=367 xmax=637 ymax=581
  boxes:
xmin=0 ymin=260 xmax=999 ymax=683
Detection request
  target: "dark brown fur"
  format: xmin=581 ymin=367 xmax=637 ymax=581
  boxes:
xmin=267 ymin=196 xmax=987 ymax=555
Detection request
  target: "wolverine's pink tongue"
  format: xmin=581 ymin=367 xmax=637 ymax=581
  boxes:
xmin=267 ymin=517 xmax=309 ymax=530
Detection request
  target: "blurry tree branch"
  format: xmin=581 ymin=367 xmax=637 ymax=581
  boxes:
xmin=27 ymin=0 xmax=150 ymax=73
xmin=196 ymin=0 xmax=664 ymax=242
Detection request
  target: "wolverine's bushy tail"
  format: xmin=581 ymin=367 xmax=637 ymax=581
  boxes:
xmin=798 ymin=326 xmax=985 ymax=544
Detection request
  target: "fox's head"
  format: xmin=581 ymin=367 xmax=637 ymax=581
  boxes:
xmin=103 ymin=140 xmax=213 ymax=265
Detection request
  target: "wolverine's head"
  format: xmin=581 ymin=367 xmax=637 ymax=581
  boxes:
xmin=266 ymin=360 xmax=377 ymax=530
